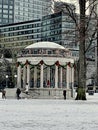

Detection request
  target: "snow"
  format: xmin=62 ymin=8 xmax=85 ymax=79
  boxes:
xmin=0 ymin=93 xmax=98 ymax=130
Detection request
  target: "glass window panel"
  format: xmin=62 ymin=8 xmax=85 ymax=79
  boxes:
xmin=3 ymin=10 xmax=8 ymax=13
xmin=9 ymin=6 xmax=13 ymax=9
xmin=3 ymin=15 xmax=8 ymax=18
xmin=9 ymin=10 xmax=13 ymax=14
xmin=9 ymin=15 xmax=13 ymax=18
xmin=3 ymin=5 xmax=8 ymax=8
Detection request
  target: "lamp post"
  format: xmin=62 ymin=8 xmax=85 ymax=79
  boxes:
xmin=6 ymin=75 xmax=8 ymax=88
xmin=14 ymin=74 xmax=17 ymax=88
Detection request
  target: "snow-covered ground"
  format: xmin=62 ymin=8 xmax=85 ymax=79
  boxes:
xmin=0 ymin=93 xmax=98 ymax=130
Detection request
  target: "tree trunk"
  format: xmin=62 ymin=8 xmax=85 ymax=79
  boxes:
xmin=75 ymin=0 xmax=86 ymax=100
xmin=96 ymin=19 xmax=98 ymax=87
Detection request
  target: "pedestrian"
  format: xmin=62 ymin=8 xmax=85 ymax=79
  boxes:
xmin=2 ymin=89 xmax=6 ymax=99
xmin=63 ymin=90 xmax=66 ymax=100
xmin=25 ymin=83 xmax=29 ymax=94
xmin=16 ymin=88 xmax=21 ymax=99
xmin=47 ymin=80 xmax=50 ymax=88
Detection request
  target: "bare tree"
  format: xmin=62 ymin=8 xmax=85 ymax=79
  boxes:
xmin=53 ymin=0 xmax=98 ymax=100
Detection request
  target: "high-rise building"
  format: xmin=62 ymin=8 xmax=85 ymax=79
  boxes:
xmin=0 ymin=0 xmax=14 ymax=25
xmin=0 ymin=11 xmax=77 ymax=57
xmin=0 ymin=0 xmax=53 ymax=25
xmin=14 ymin=0 xmax=52 ymax=23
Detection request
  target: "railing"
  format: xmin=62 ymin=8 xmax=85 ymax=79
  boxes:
xmin=17 ymin=53 xmax=68 ymax=58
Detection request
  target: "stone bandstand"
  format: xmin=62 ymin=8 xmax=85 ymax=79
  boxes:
xmin=17 ymin=42 xmax=75 ymax=99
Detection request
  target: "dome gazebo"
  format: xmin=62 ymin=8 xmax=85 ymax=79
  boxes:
xmin=16 ymin=42 xmax=75 ymax=99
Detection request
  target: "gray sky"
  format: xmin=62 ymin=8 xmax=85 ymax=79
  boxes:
xmin=55 ymin=0 xmax=90 ymax=14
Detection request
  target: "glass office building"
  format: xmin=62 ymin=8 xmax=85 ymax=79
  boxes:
xmin=0 ymin=11 xmax=76 ymax=46
xmin=0 ymin=0 xmax=52 ymax=25
xmin=14 ymin=0 xmax=52 ymax=23
xmin=0 ymin=11 xmax=78 ymax=58
xmin=0 ymin=19 xmax=41 ymax=48
xmin=0 ymin=0 xmax=14 ymax=25
xmin=41 ymin=12 xmax=76 ymax=48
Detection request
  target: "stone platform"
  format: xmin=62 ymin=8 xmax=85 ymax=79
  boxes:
xmin=5 ymin=88 xmax=74 ymax=99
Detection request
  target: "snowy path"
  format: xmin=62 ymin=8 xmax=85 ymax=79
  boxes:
xmin=0 ymin=93 xmax=98 ymax=130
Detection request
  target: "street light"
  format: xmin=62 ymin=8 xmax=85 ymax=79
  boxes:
xmin=6 ymin=75 xmax=8 ymax=88
xmin=14 ymin=74 xmax=17 ymax=88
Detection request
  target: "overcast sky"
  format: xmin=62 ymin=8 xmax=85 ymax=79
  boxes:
xmin=55 ymin=0 xmax=90 ymax=14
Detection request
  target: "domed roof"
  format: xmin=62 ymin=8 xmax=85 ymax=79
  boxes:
xmin=25 ymin=41 xmax=65 ymax=49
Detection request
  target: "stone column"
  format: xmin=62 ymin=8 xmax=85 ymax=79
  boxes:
xmin=55 ymin=65 xmax=58 ymax=88
xmin=71 ymin=67 xmax=75 ymax=97
xmin=69 ymin=67 xmax=72 ymax=88
xmin=23 ymin=65 xmax=26 ymax=89
xmin=40 ymin=64 xmax=43 ymax=88
xmin=17 ymin=65 xmax=21 ymax=88
xmin=27 ymin=64 xmax=30 ymax=89
xmin=34 ymin=66 xmax=37 ymax=88
xmin=71 ymin=67 xmax=74 ymax=87
xmin=60 ymin=67 xmax=62 ymax=88
xmin=66 ymin=65 xmax=70 ymax=89
xmin=47 ymin=67 xmax=50 ymax=87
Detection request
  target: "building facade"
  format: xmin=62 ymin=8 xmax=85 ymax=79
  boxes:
xmin=0 ymin=19 xmax=41 ymax=49
xmin=0 ymin=11 xmax=78 ymax=58
xmin=14 ymin=0 xmax=52 ymax=23
xmin=0 ymin=0 xmax=14 ymax=25
xmin=41 ymin=12 xmax=78 ymax=55
xmin=0 ymin=0 xmax=52 ymax=25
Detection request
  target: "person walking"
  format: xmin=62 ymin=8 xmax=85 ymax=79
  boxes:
xmin=2 ymin=89 xmax=6 ymax=99
xmin=63 ymin=90 xmax=66 ymax=100
xmin=47 ymin=80 xmax=50 ymax=88
xmin=16 ymin=88 xmax=21 ymax=99
xmin=25 ymin=83 xmax=29 ymax=94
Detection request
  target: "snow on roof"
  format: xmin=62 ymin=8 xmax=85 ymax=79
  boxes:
xmin=25 ymin=41 xmax=65 ymax=49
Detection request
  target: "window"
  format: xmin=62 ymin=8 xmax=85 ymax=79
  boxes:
xmin=48 ymin=50 xmax=52 ymax=54
xmin=3 ymin=5 xmax=8 ymax=8
xmin=10 ymin=1 xmax=13 ymax=5
xmin=3 ymin=0 xmax=8 ymax=4
xmin=4 ymin=28 xmax=9 ymax=32
xmin=3 ymin=15 xmax=8 ymax=18
xmin=3 ymin=10 xmax=8 ymax=13
xmin=9 ymin=10 xmax=13 ymax=14
xmin=9 ymin=15 xmax=13 ymax=18
xmin=9 ymin=6 xmax=13 ymax=9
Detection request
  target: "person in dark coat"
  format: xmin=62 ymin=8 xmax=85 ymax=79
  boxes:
xmin=63 ymin=90 xmax=66 ymax=100
xmin=2 ymin=89 xmax=6 ymax=99
xmin=16 ymin=88 xmax=21 ymax=99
